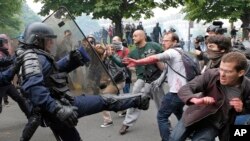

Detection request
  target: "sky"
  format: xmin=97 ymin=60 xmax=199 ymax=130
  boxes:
xmin=26 ymin=0 xmax=43 ymax=14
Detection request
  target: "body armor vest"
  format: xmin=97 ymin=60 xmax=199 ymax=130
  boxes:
xmin=35 ymin=49 xmax=74 ymax=103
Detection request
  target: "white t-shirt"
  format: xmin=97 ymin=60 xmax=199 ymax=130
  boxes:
xmin=155 ymin=48 xmax=187 ymax=93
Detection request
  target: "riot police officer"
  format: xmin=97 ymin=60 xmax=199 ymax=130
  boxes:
xmin=0 ymin=34 xmax=29 ymax=116
xmin=16 ymin=22 xmax=150 ymax=141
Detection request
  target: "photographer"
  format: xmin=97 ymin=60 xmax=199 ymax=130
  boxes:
xmin=193 ymin=35 xmax=208 ymax=69
xmin=194 ymin=35 xmax=206 ymax=52
xmin=194 ymin=21 xmax=227 ymax=71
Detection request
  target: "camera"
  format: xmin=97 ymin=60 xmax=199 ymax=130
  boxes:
xmin=207 ymin=21 xmax=227 ymax=34
xmin=195 ymin=35 xmax=204 ymax=43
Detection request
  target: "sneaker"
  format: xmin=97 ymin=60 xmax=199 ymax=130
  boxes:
xmin=119 ymin=124 xmax=129 ymax=135
xmin=118 ymin=111 xmax=126 ymax=117
xmin=100 ymin=121 xmax=113 ymax=128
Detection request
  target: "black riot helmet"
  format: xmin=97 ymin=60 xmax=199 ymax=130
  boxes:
xmin=22 ymin=22 xmax=57 ymax=49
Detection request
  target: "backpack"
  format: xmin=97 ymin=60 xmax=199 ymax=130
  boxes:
xmin=166 ymin=49 xmax=201 ymax=81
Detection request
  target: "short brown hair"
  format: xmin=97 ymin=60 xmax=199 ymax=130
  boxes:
xmin=206 ymin=35 xmax=232 ymax=52
xmin=166 ymin=32 xmax=179 ymax=43
xmin=221 ymin=52 xmax=248 ymax=72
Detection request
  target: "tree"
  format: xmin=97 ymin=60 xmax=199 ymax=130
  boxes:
xmin=34 ymin=0 xmax=157 ymax=38
xmin=159 ymin=0 xmax=250 ymax=38
xmin=0 ymin=0 xmax=23 ymax=33
xmin=0 ymin=2 xmax=42 ymax=38
xmin=22 ymin=2 xmax=42 ymax=27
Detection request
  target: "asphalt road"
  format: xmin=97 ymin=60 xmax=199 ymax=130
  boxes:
xmin=0 ymin=98 xmax=176 ymax=141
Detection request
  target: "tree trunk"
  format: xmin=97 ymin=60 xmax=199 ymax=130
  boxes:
xmin=112 ymin=17 xmax=123 ymax=39
xmin=240 ymin=12 xmax=250 ymax=40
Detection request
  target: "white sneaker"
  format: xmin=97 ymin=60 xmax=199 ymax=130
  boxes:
xmin=100 ymin=121 xmax=113 ymax=128
xmin=118 ymin=111 xmax=126 ymax=117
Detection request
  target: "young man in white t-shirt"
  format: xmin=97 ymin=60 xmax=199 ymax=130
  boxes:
xmin=123 ymin=32 xmax=186 ymax=141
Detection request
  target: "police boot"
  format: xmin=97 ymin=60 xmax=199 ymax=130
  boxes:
xmin=20 ymin=112 xmax=41 ymax=141
xmin=138 ymin=94 xmax=150 ymax=110
xmin=101 ymin=93 xmax=150 ymax=112
xmin=19 ymin=99 xmax=31 ymax=118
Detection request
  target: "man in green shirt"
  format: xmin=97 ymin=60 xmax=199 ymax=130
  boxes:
xmin=119 ymin=30 xmax=165 ymax=135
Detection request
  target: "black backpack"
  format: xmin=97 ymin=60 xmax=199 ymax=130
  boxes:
xmin=166 ymin=49 xmax=201 ymax=81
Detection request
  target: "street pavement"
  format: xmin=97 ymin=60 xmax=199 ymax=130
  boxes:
xmin=0 ymin=98 xmax=178 ymax=141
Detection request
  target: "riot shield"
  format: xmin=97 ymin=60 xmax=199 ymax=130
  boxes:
xmin=43 ymin=7 xmax=119 ymax=95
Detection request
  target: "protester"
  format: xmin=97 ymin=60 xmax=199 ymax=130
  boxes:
xmin=119 ymin=30 xmax=165 ymax=135
xmin=170 ymin=52 xmax=250 ymax=141
xmin=123 ymin=32 xmax=187 ymax=140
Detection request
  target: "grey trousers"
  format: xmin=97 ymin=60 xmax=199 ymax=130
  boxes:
xmin=123 ymin=79 xmax=165 ymax=126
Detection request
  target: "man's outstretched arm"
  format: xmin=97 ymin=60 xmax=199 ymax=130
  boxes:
xmin=123 ymin=55 xmax=159 ymax=67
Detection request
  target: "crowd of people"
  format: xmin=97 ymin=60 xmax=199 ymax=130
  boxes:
xmin=1 ymin=14 xmax=250 ymax=141
xmin=97 ymin=21 xmax=177 ymax=47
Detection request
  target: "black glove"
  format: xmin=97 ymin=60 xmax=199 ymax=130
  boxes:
xmin=55 ymin=103 xmax=79 ymax=127
xmin=69 ymin=50 xmax=85 ymax=66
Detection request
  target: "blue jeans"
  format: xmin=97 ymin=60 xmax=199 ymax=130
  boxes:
xmin=123 ymin=83 xmax=130 ymax=93
xmin=157 ymin=92 xmax=184 ymax=141
xmin=170 ymin=118 xmax=218 ymax=141
xmin=235 ymin=115 xmax=250 ymax=125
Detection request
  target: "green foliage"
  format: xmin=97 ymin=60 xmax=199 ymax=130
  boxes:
xmin=0 ymin=0 xmax=23 ymax=30
xmin=160 ymin=0 xmax=250 ymax=38
xmin=35 ymin=0 xmax=157 ymax=21
xmin=0 ymin=1 xmax=42 ymax=38
xmin=0 ymin=24 xmax=21 ymax=38
xmin=158 ymin=0 xmax=185 ymax=9
xmin=181 ymin=0 xmax=247 ymax=23
xmin=34 ymin=0 xmax=158 ymax=37
xmin=22 ymin=2 xmax=42 ymax=27
xmin=159 ymin=0 xmax=250 ymax=23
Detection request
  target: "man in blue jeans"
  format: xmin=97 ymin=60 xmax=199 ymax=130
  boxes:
xmin=124 ymin=32 xmax=186 ymax=141
xmin=170 ymin=52 xmax=250 ymax=141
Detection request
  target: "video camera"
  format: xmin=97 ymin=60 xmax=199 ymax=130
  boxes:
xmin=207 ymin=21 xmax=227 ymax=34
xmin=0 ymin=37 xmax=8 ymax=48
xmin=195 ymin=35 xmax=205 ymax=43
